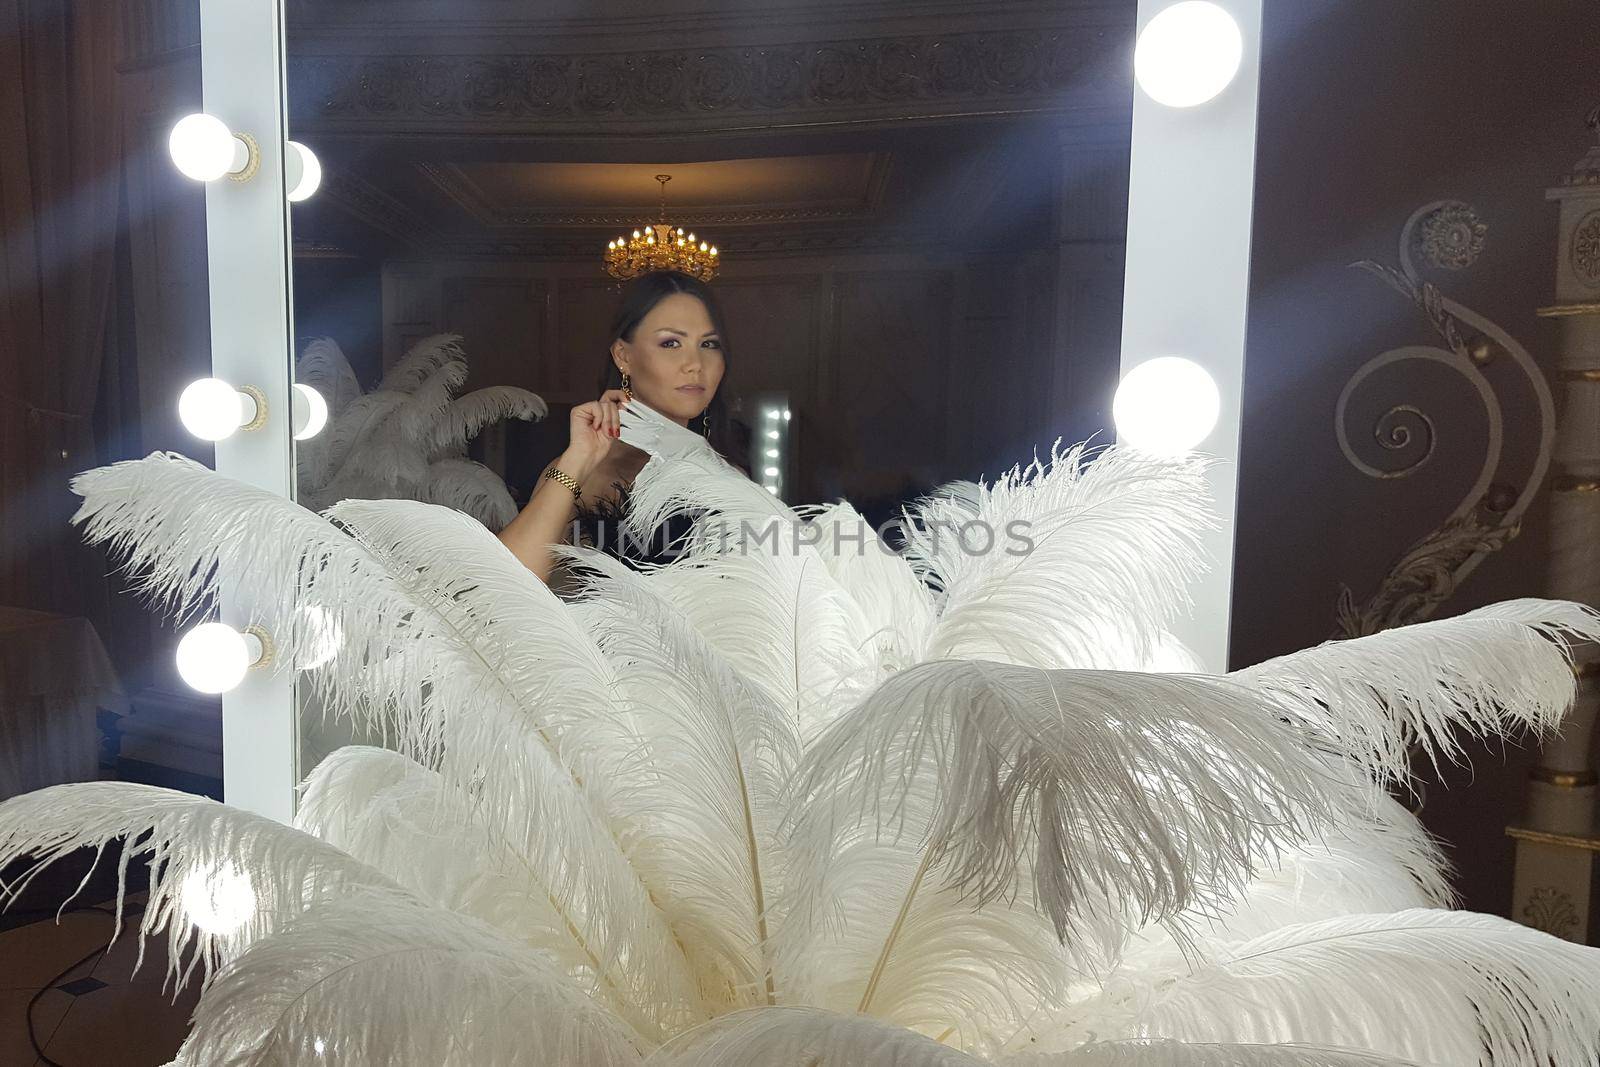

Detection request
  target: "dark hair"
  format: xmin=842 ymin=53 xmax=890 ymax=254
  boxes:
xmin=600 ymin=270 xmax=742 ymax=464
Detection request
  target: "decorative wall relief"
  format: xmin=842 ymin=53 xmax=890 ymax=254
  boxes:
xmin=1333 ymin=201 xmax=1556 ymax=638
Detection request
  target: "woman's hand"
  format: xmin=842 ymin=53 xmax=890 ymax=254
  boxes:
xmin=565 ymin=388 xmax=629 ymax=474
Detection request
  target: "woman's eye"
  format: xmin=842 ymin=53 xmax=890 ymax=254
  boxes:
xmin=702 ymin=339 xmax=721 ymax=350
xmin=660 ymin=338 xmax=680 ymax=348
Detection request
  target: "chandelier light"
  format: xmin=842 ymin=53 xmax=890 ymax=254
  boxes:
xmin=604 ymin=174 xmax=719 ymax=282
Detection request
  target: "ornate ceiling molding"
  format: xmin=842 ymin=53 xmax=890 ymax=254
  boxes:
xmin=287 ymin=26 xmax=1124 ymax=136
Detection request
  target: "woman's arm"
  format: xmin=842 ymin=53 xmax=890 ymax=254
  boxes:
xmin=495 ymin=445 xmax=596 ymax=584
xmin=496 ymin=390 xmax=626 ymax=583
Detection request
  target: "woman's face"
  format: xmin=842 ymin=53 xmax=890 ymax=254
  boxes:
xmin=613 ymin=291 xmax=725 ymax=425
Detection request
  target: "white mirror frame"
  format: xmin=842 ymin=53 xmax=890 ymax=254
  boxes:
xmin=197 ymin=0 xmax=1263 ymax=820
xmin=199 ymin=0 xmax=297 ymax=822
xmin=1122 ymin=0 xmax=1263 ymax=671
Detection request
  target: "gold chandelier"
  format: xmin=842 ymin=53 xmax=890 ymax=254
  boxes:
xmin=604 ymin=174 xmax=720 ymax=282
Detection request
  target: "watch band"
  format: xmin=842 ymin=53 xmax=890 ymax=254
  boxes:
xmin=543 ymin=465 xmax=583 ymax=501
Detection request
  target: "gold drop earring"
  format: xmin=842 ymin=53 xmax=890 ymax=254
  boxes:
xmin=620 ymin=372 xmax=633 ymax=404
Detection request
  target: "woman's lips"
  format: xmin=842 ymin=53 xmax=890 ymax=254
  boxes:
xmin=676 ymin=384 xmax=705 ymax=393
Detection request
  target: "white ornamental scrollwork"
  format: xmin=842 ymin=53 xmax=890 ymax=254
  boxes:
xmin=1334 ymin=201 xmax=1556 ymax=638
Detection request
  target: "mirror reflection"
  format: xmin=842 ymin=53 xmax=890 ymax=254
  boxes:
xmin=286 ymin=0 xmax=1135 ymax=765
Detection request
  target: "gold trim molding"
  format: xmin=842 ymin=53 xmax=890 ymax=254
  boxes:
xmin=1507 ymin=825 xmax=1600 ymax=852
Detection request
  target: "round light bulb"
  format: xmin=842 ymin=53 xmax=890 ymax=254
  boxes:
xmin=176 ymin=622 xmax=262 ymax=695
xmin=292 ymin=383 xmax=329 ymax=440
xmin=179 ymin=377 xmax=255 ymax=441
xmin=764 ymin=466 xmax=779 ymax=477
xmin=285 ymin=141 xmax=322 ymax=202
xmin=1134 ymin=1 xmax=1244 ymax=108
xmin=1112 ymin=356 xmax=1221 ymax=456
xmin=182 ymin=863 xmax=256 ymax=934
xmin=765 ymin=448 xmax=778 ymax=458
xmin=168 ymin=113 xmax=248 ymax=182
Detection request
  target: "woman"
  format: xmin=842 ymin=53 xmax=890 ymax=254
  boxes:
xmin=496 ymin=270 xmax=742 ymax=586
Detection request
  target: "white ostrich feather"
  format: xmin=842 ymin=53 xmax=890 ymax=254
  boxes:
xmin=1129 ymin=909 xmax=1600 ymax=1065
xmin=424 ymin=384 xmax=548 ymax=461
xmin=793 ymin=660 xmax=1338 ymax=950
xmin=1009 ymin=1040 xmax=1419 ymax=1066
xmin=296 ymin=746 xmax=686 ymax=1036
xmin=0 ymin=782 xmax=395 ymax=989
xmin=391 ymin=356 xmax=469 ymax=446
xmin=424 ymin=456 xmax=520 ymax=529
xmin=169 ymin=888 xmax=645 ymax=1067
xmin=71 ymin=457 xmax=704 ymax=1031
xmin=644 ymin=1006 xmax=987 ymax=1066
xmin=294 ymin=336 xmax=363 ymax=419
xmin=307 ymin=389 xmax=409 ymax=492
xmin=613 ymin=545 xmax=884 ymax=742
xmin=617 ymin=396 xmax=791 ymax=552
xmin=802 ymin=498 xmax=938 ymax=671
xmin=556 ymin=548 xmax=800 ymax=1009
xmin=377 ymin=332 xmax=466 ymax=393
xmin=1234 ymin=598 xmax=1600 ymax=783
xmin=906 ymin=443 xmax=1215 ymax=671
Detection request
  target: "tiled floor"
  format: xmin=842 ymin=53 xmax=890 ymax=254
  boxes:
xmin=0 ymin=893 xmax=197 ymax=1066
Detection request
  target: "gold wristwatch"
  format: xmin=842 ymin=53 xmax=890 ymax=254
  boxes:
xmin=543 ymin=465 xmax=583 ymax=501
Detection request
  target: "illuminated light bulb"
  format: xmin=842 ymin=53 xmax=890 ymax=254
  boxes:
xmin=178 ymin=377 xmax=262 ymax=441
xmin=710 ymin=246 xmax=718 ymax=257
xmin=782 ymin=408 xmax=790 ymax=420
xmin=765 ymin=408 xmax=779 ymax=419
xmin=182 ymin=862 xmax=256 ymax=935
xmin=766 ymin=429 xmax=779 ymax=440
xmin=1112 ymin=355 xmax=1221 ymax=456
xmin=608 ymin=240 xmax=616 ymax=250
xmin=176 ymin=622 xmax=269 ymax=695
xmin=677 ymin=238 xmax=684 ymax=246
xmin=633 ymin=230 xmax=641 ymax=239
xmin=765 ymin=485 xmax=779 ymax=495
xmin=285 ymin=141 xmax=321 ymax=202
xmin=765 ymin=448 xmax=779 ymax=458
xmin=699 ymin=242 xmax=708 ymax=252
xmin=168 ymin=113 xmax=254 ymax=182
xmin=291 ymin=383 xmax=328 ymax=440
xmin=687 ymin=233 xmax=696 ymax=243
xmin=1134 ymin=1 xmax=1244 ymax=108
xmin=764 ymin=466 xmax=779 ymax=477
xmin=677 ymin=228 xmax=684 ymax=235
xmin=646 ymin=233 xmax=654 ymax=244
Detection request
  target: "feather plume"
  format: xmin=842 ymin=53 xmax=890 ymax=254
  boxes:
xmin=617 ymin=396 xmax=791 ymax=552
xmin=554 ymin=549 xmax=800 ymax=1009
xmin=1009 ymin=1040 xmax=1419 ymax=1066
xmin=169 ymin=888 xmax=645 ymax=1066
xmin=1234 ymin=598 xmax=1600 ymax=783
xmin=71 ymin=457 xmax=704 ymax=1033
xmin=904 ymin=443 xmax=1215 ymax=671
xmin=802 ymin=499 xmax=938 ymax=671
xmin=645 ymin=1006 xmax=987 ymax=1066
xmin=424 ymin=384 xmax=548 ymax=461
xmin=793 ymin=660 xmax=1340 ymax=951
xmin=309 ymin=389 xmax=409 ymax=492
xmin=294 ymin=336 xmax=364 ymax=419
xmin=0 ymin=782 xmax=395 ymax=989
xmin=297 ymin=745 xmax=684 ymax=1036
xmin=1133 ymin=909 xmax=1600 ymax=1065
xmin=424 ymin=457 xmax=520 ymax=529
xmin=377 ymin=332 xmax=466 ymax=393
